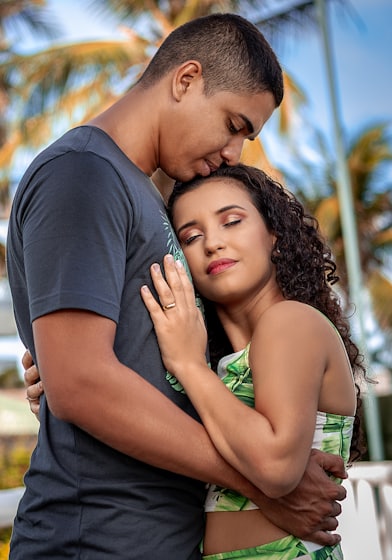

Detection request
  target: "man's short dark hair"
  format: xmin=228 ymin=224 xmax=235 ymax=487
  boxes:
xmin=140 ymin=13 xmax=284 ymax=107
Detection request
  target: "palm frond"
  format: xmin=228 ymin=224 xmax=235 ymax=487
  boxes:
xmin=368 ymin=270 xmax=392 ymax=331
xmin=373 ymin=226 xmax=392 ymax=251
xmin=3 ymin=37 xmax=149 ymax=122
xmin=87 ymin=0 xmax=260 ymax=23
xmin=348 ymin=123 xmax=392 ymax=200
xmin=251 ymin=0 xmax=357 ymax=51
xmin=0 ymin=129 xmax=20 ymax=169
xmin=253 ymin=0 xmax=326 ymax=40
xmin=314 ymin=195 xmax=341 ymax=240
xmin=0 ymin=0 xmax=61 ymax=43
xmin=241 ymin=136 xmax=282 ymax=180
xmin=278 ymin=71 xmax=307 ymax=134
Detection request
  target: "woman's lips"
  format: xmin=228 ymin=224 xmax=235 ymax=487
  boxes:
xmin=207 ymin=259 xmax=237 ymax=275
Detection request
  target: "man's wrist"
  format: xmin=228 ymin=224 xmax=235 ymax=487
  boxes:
xmin=233 ymin=476 xmax=267 ymax=507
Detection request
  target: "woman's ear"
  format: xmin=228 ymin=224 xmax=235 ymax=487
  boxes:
xmin=271 ymin=236 xmax=281 ymax=261
xmin=172 ymin=60 xmax=203 ymax=101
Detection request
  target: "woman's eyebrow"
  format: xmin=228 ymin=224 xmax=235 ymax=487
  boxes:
xmin=216 ymin=204 xmax=247 ymax=214
xmin=176 ymin=219 xmax=198 ymax=236
xmin=176 ymin=205 xmax=247 ymax=235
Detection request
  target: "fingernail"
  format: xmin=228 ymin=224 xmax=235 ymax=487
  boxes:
xmin=152 ymin=263 xmax=160 ymax=273
xmin=165 ymin=254 xmax=174 ymax=263
xmin=175 ymin=259 xmax=183 ymax=269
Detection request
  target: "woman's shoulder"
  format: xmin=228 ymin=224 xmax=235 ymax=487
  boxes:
xmin=262 ymin=300 xmax=323 ymax=322
xmin=254 ymin=300 xmax=333 ymax=341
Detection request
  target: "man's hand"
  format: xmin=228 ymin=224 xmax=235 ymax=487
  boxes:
xmin=259 ymin=449 xmax=347 ymax=546
xmin=23 ymin=349 xmax=43 ymax=420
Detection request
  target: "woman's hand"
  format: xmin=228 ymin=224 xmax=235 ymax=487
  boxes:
xmin=23 ymin=349 xmax=43 ymax=420
xmin=141 ymin=254 xmax=208 ymax=379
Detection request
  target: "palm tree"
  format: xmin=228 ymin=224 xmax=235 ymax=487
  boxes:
xmin=280 ymin=122 xmax=392 ymax=367
xmin=0 ymin=0 xmax=60 ymax=206
xmin=0 ymin=1 xmax=151 ymax=212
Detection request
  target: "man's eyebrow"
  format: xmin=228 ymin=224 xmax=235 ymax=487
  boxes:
xmin=239 ymin=114 xmax=254 ymax=136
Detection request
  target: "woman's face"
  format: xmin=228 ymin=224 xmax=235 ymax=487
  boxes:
xmin=172 ymin=177 xmax=279 ymax=307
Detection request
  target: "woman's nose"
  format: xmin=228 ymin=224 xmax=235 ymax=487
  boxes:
xmin=204 ymin=233 xmax=225 ymax=255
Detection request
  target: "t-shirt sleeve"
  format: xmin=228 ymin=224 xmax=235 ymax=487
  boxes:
xmin=21 ymin=150 xmax=131 ymax=323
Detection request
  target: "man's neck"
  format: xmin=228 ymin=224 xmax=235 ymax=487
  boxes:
xmin=88 ymin=86 xmax=161 ymax=177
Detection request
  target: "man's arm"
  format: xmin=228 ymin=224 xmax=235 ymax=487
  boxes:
xmin=28 ymin=311 xmax=345 ymax=546
xmin=32 ymin=308 xmax=244 ymax=486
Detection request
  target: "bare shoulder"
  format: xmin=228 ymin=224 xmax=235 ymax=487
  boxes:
xmin=259 ymin=300 xmax=326 ymax=326
xmin=254 ymin=300 xmax=333 ymax=342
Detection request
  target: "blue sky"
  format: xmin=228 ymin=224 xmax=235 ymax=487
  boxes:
xmin=277 ymin=0 xmax=392 ymax=139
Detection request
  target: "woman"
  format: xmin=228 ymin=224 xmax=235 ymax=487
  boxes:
xmin=140 ymin=164 xmax=366 ymax=559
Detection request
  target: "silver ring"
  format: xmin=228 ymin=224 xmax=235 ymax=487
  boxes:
xmin=163 ymin=302 xmax=176 ymax=310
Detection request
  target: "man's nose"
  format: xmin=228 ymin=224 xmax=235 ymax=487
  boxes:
xmin=220 ymin=136 xmax=246 ymax=166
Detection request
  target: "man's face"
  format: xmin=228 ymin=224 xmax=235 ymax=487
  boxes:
xmin=159 ymin=83 xmax=276 ymax=182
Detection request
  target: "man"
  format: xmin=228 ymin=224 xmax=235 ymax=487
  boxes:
xmin=7 ymin=13 xmax=345 ymax=559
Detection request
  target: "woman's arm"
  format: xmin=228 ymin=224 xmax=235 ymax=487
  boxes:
xmin=141 ymin=255 xmax=330 ymax=498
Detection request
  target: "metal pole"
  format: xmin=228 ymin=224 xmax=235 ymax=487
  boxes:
xmin=314 ymin=0 xmax=384 ymax=460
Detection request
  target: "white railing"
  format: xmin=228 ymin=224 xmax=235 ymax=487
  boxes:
xmin=340 ymin=461 xmax=392 ymax=560
xmin=0 ymin=486 xmax=24 ymax=529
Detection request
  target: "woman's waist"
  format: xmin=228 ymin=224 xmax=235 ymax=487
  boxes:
xmin=204 ymin=509 xmax=289 ymax=555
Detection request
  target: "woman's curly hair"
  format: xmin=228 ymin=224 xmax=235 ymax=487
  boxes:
xmin=168 ymin=163 xmax=367 ymax=462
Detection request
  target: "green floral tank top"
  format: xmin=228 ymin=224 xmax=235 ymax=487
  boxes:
xmin=204 ymin=344 xmax=354 ymax=512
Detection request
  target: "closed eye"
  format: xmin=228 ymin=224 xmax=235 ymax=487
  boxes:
xmin=182 ymin=233 xmax=203 ymax=246
xmin=224 ymin=218 xmax=242 ymax=228
xmin=228 ymin=120 xmax=242 ymax=134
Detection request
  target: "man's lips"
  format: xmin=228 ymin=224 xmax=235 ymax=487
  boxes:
xmin=206 ymin=159 xmax=219 ymax=173
xmin=199 ymin=159 xmax=220 ymax=177
xmin=207 ymin=259 xmax=237 ymax=275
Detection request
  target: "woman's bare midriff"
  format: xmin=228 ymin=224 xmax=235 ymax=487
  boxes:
xmin=203 ymin=510 xmax=289 ymax=555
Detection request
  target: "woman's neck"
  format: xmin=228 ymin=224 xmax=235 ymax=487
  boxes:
xmin=215 ymin=289 xmax=284 ymax=352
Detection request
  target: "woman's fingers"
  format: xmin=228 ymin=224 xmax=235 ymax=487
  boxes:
xmin=26 ymin=380 xmax=43 ymax=402
xmin=161 ymin=255 xmax=185 ymax=304
xmin=140 ymin=254 xmax=197 ymax=322
xmin=174 ymin=259 xmax=197 ymax=307
xmin=21 ymin=350 xmax=42 ymax=419
xmin=25 ymin=373 xmax=43 ymax=420
xmin=23 ymin=355 xmax=40 ymax=388
xmin=162 ymin=255 xmax=197 ymax=310
xmin=22 ymin=349 xmax=34 ymax=372
xmin=145 ymin=255 xmax=188 ymax=309
xmin=140 ymin=283 xmax=164 ymax=317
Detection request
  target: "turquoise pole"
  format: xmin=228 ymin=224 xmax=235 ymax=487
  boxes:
xmin=314 ymin=0 xmax=384 ymax=460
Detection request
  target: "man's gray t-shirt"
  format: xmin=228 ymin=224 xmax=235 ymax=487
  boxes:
xmin=7 ymin=126 xmax=206 ymax=559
